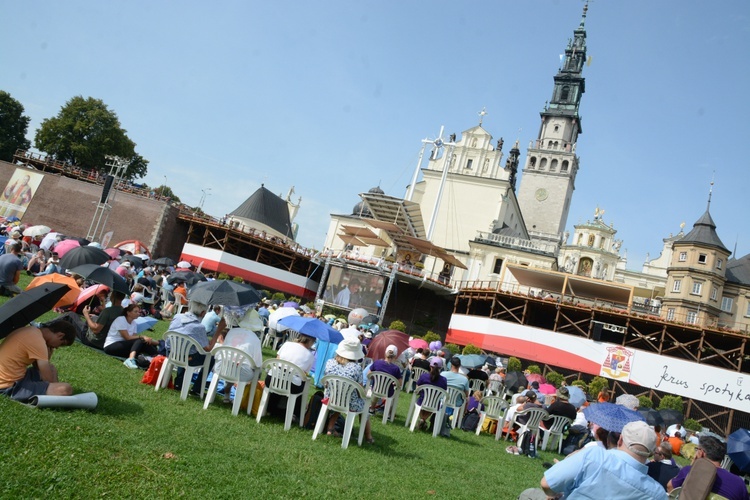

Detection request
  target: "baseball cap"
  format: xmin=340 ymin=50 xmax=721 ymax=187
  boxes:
xmin=429 ymin=357 xmax=444 ymax=369
xmin=621 ymin=420 xmax=656 ymax=457
xmin=385 ymin=344 xmax=398 ymax=356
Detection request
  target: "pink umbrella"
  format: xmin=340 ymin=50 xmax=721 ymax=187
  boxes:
xmin=74 ymin=284 xmax=110 ymax=309
xmin=53 ymin=239 xmax=81 ymax=257
xmin=409 ymin=338 xmax=429 ymax=350
xmin=525 ymin=373 xmax=546 ymax=385
xmin=538 ymin=383 xmax=557 ymax=395
xmin=105 ymin=248 xmax=121 ymax=260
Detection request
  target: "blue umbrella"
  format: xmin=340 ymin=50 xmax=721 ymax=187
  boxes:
xmin=728 ymin=428 xmax=750 ymax=472
xmin=583 ymin=402 xmax=646 ymax=432
xmin=456 ymin=354 xmax=488 ymax=369
xmin=277 ymin=315 xmax=344 ymax=344
xmin=566 ymin=385 xmax=587 ymax=409
xmin=5 ymin=216 xmax=20 ymax=222
xmin=312 ymin=340 xmax=339 ymax=388
xmin=134 ymin=316 xmax=158 ymax=333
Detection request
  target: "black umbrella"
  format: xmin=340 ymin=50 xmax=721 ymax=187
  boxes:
xmin=69 ymin=264 xmax=129 ymax=294
xmin=167 ymin=271 xmax=207 ymax=286
xmin=638 ymin=408 xmax=664 ymax=427
xmin=151 ymin=257 xmax=175 ymax=267
xmin=71 ymin=237 xmax=91 ymax=246
xmin=0 ymin=283 xmax=71 ymax=339
xmin=187 ymin=280 xmax=261 ymax=306
xmin=504 ymin=371 xmax=529 ymax=393
xmin=122 ymin=254 xmax=145 ymax=269
xmin=60 ymin=246 xmax=111 ymax=269
xmin=659 ymin=408 xmax=684 ymax=428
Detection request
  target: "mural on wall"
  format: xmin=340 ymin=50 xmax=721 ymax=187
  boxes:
xmin=0 ymin=168 xmax=44 ymax=219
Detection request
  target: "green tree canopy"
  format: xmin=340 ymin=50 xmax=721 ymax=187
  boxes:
xmin=0 ymin=91 xmax=31 ymax=162
xmin=34 ymin=96 xmax=148 ymax=180
xmin=153 ymin=184 xmax=181 ymax=202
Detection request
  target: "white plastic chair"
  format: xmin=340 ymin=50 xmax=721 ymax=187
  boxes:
xmin=407 ymin=367 xmax=428 ymax=393
xmin=475 ymin=396 xmax=509 ymax=440
xmin=485 ymin=379 xmax=503 ymax=397
xmin=156 ymin=331 xmax=212 ymax=400
xmin=256 ymin=359 xmax=310 ymax=430
xmin=469 ymin=378 xmax=486 ymax=394
xmin=445 ymin=386 xmax=468 ymax=429
xmin=262 ymin=328 xmax=277 ymax=349
xmin=311 ymin=375 xmax=369 ymax=449
xmin=203 ymin=346 xmax=259 ymax=417
xmin=721 ymin=454 xmax=733 ymax=470
xmin=539 ymin=415 xmax=573 ymax=453
xmin=366 ymin=371 xmax=400 ymax=424
xmin=173 ymin=292 xmax=187 ymax=315
xmin=405 ymin=385 xmax=448 ymax=438
xmin=274 ymin=329 xmax=299 ymax=350
xmin=509 ymin=407 xmax=549 ymax=449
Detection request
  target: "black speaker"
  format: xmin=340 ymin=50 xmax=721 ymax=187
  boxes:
xmin=100 ymin=175 xmax=115 ymax=203
xmin=592 ymin=323 xmax=603 ymax=341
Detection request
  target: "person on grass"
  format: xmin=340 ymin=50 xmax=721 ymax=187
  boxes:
xmin=322 ymin=338 xmax=373 ymax=444
xmin=81 ymin=290 xmax=125 ymax=349
xmin=103 ymin=304 xmax=159 ymax=369
xmin=0 ymin=321 xmax=77 ymax=402
xmin=0 ymin=240 xmax=24 ymax=296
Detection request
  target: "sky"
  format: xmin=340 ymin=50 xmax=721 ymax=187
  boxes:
xmin=2 ymin=1 xmax=748 ymax=268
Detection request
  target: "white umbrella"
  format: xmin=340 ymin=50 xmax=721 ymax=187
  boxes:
xmin=268 ymin=306 xmax=299 ymax=331
xmin=40 ymin=232 xmax=61 ymax=251
xmin=23 ymin=225 xmax=51 ymax=238
xmin=239 ymin=308 xmax=265 ymax=332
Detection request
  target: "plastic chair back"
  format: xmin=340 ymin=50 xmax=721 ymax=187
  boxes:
xmin=476 ymin=396 xmax=508 ymax=439
xmin=512 ymin=407 xmax=549 ymax=449
xmin=256 ymin=359 xmax=309 ymax=430
xmin=311 ymin=375 xmax=369 ymax=449
xmin=540 ymin=414 xmax=573 ymax=453
xmin=203 ymin=346 xmax=259 ymax=417
xmin=407 ymin=385 xmax=448 ymax=438
xmin=156 ymin=331 xmax=210 ymax=400
xmin=469 ymin=378 xmax=486 ymax=393
xmin=486 ymin=379 xmax=503 ymax=396
xmin=408 ymin=367 xmax=428 ymax=393
xmin=445 ymin=386 xmax=467 ymax=429
xmin=173 ymin=292 xmax=187 ymax=315
xmin=367 ymin=371 xmax=400 ymax=424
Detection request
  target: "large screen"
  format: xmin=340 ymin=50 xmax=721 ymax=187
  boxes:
xmin=321 ymin=267 xmax=386 ymax=315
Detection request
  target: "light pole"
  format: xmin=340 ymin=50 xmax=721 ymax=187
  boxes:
xmin=199 ymin=188 xmax=211 ymax=211
xmin=161 ymin=175 xmax=167 ymax=198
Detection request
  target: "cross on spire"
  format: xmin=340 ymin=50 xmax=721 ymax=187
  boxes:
xmin=478 ymin=107 xmax=487 ymax=126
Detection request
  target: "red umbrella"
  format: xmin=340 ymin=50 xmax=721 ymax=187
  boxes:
xmin=538 ymin=383 xmax=557 ymax=395
xmin=409 ymin=338 xmax=429 ymax=350
xmin=53 ymin=239 xmax=81 ymax=257
xmin=525 ymin=373 xmax=546 ymax=385
xmin=368 ymin=330 xmax=410 ymax=361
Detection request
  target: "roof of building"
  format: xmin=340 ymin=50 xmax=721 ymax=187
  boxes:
xmin=229 ymin=185 xmax=293 ymax=238
xmin=675 ymin=209 xmax=729 ymax=253
xmin=726 ymin=253 xmax=750 ymax=286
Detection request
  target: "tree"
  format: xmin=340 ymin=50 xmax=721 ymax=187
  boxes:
xmin=388 ymin=320 xmax=407 ymax=332
xmin=507 ymin=357 xmax=522 ymax=372
xmin=34 ymin=96 xmax=148 ymax=180
xmin=0 ymin=91 xmax=31 ymax=162
xmin=153 ymin=184 xmax=181 ymax=202
xmin=658 ymin=395 xmax=684 ymax=412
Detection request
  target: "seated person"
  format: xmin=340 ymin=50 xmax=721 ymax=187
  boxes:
xmin=441 ymin=356 xmax=469 ymax=408
xmin=0 ymin=321 xmax=78 ymax=402
xmin=103 ymin=304 xmax=159 ymax=368
xmin=81 ymin=290 xmax=125 ymax=349
xmin=668 ymin=431 xmax=684 ymax=456
xmin=167 ymin=300 xmax=222 ymax=394
xmin=26 ymin=249 xmax=46 ymax=274
xmin=368 ymin=344 xmax=403 ymax=412
xmin=647 ymin=442 xmax=681 ymax=490
xmin=265 ymin=333 xmax=316 ymax=418
xmin=542 ymin=387 xmax=577 ymax=429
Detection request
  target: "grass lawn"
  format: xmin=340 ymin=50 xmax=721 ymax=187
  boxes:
xmin=0 ymin=276 xmax=560 ymax=498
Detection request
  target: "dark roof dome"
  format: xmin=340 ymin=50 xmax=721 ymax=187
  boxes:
xmin=368 ymin=186 xmax=385 ymax=195
xmin=352 ymin=200 xmax=372 ymax=218
xmin=677 ymin=209 xmax=728 ymax=253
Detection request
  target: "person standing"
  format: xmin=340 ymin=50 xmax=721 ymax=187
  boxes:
xmin=0 ymin=240 xmax=23 ymax=296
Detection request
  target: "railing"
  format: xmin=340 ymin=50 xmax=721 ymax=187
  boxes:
xmin=474 ymin=231 xmax=558 ymax=254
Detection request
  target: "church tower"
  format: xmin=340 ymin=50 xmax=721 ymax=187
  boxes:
xmin=517 ymin=4 xmax=588 ymax=251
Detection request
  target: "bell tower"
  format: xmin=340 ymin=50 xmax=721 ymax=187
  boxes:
xmin=517 ymin=3 xmax=588 ymax=250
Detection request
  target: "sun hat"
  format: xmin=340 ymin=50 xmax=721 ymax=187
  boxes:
xmin=430 ymin=357 xmax=444 ymax=369
xmin=120 ymin=261 xmax=131 ymax=268
xmin=335 ymin=338 xmax=364 ymax=361
xmin=556 ymin=386 xmax=570 ymax=401
xmin=177 ymin=261 xmax=191 ymax=269
xmin=364 ymin=331 xmax=373 ymax=339
xmin=385 ymin=344 xmax=398 ymax=357
xmin=621 ymin=420 xmax=656 ymax=457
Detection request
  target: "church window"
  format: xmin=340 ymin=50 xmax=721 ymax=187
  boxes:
xmin=721 ymin=297 xmax=733 ymax=312
xmin=711 ymin=287 xmax=717 ymax=301
xmin=672 ymin=279 xmax=682 ymax=292
xmin=691 ymin=281 xmax=703 ymax=295
xmin=554 ymin=125 xmax=560 ymax=132
xmin=540 ymin=158 xmax=548 ymax=170
xmin=561 ymin=86 xmax=570 ymax=101
xmin=554 ymin=141 xmax=559 ymax=149
xmin=577 ymin=233 xmax=583 ymax=245
xmin=717 ymin=258 xmax=723 ymax=269
xmin=698 ymin=253 xmax=707 ymax=264
xmin=686 ymin=311 xmax=698 ymax=324
xmin=529 ymin=157 xmax=537 ymax=169
xmin=550 ymin=159 xmax=558 ymax=172
xmin=678 ymin=252 xmax=687 ymax=262
xmin=561 ymin=160 xmax=569 ymax=172
xmin=548 ymin=141 xmax=554 ymax=149
xmin=466 ymin=159 xmax=473 ymax=169
xmin=587 ymin=234 xmax=594 ymax=247
xmin=492 ymin=258 xmax=503 ymax=274
xmin=599 ymin=238 xmax=605 ymax=249
xmin=666 ymin=308 xmax=675 ymax=321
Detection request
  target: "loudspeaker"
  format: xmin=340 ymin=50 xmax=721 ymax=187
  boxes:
xmin=592 ymin=323 xmax=603 ymax=341
xmin=100 ymin=175 xmax=115 ymax=203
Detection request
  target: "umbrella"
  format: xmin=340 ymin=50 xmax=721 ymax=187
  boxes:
xmin=409 ymin=338 xmax=429 ymax=350
xmin=268 ymin=306 xmax=300 ymax=331
xmin=176 ymin=261 xmax=192 ymax=269
xmin=5 ymin=216 xmax=20 ymax=222
xmin=505 ymin=371 xmax=529 ymax=393
xmin=638 ymin=408 xmax=664 ymax=427
xmin=659 ymin=409 xmax=684 ymax=428
xmin=238 ymin=308 xmax=265 ymax=332
xmin=73 ymin=284 xmax=110 ymax=309
xmin=538 ymin=383 xmax=557 ymax=395
xmin=53 ymin=239 xmax=80 ymax=257
xmin=187 ymin=279 xmax=261 ymax=307
xmin=133 ymin=316 xmax=159 ymax=334
xmin=40 ymin=232 xmax=61 ymax=251
xmin=283 ymin=301 xmax=299 ymax=309
xmin=114 ymin=239 xmax=151 ymax=258
xmin=69 ymin=264 xmax=129 ymax=294
xmin=615 ymin=394 xmax=640 ymax=411
xmin=60 ymin=246 xmax=111 ymax=269
xmin=583 ymin=402 xmax=646 ymax=432
xmin=152 ymin=256 xmax=175 ymax=267
xmin=23 ymin=225 xmax=51 ymax=238
xmin=456 ymin=354 xmax=488 ymax=369
xmin=323 ymin=314 xmax=336 ymax=321
xmin=525 ymin=373 xmax=546 ymax=385
xmin=71 ymin=237 xmax=91 ymax=246
xmin=167 ymin=271 xmax=206 ymax=286
xmin=566 ymin=385 xmax=587 ymax=409
xmin=104 ymin=248 xmax=122 ymax=260
xmin=27 ymin=274 xmax=81 ymax=308
xmin=277 ymin=316 xmax=344 ymax=343
xmin=367 ymin=329 xmax=410 ymax=360
xmin=728 ymin=429 xmax=750 ymax=473
xmin=0 ymin=283 xmax=72 ymax=339
xmin=122 ymin=254 xmax=144 ymax=269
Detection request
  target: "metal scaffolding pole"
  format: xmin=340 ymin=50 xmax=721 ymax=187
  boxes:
xmin=86 ymin=155 xmax=129 ymax=242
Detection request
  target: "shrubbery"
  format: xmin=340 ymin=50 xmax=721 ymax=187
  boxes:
xmin=684 ymin=418 xmax=702 ymax=432
xmin=545 ymin=371 xmax=564 ymax=387
xmin=525 ymin=364 xmax=541 ymax=374
xmin=462 ymin=344 xmax=482 ymax=355
xmin=388 ymin=320 xmax=407 ymax=332
xmin=423 ymin=331 xmax=441 ymax=343
xmin=507 ymin=357 xmax=522 ymax=372
xmin=587 ymin=377 xmax=609 ymax=399
xmin=637 ymin=395 xmax=653 ymax=409
xmin=658 ymin=395 xmax=684 ymax=412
